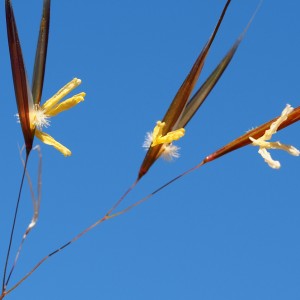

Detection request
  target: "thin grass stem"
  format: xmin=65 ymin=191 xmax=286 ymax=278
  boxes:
xmin=5 ymin=147 xmax=42 ymax=287
xmin=105 ymin=179 xmax=139 ymax=216
xmin=110 ymin=162 xmax=205 ymax=219
xmin=2 ymin=153 xmax=29 ymax=292
xmin=4 ymin=178 xmax=139 ymax=296
xmin=4 ymin=161 xmax=206 ymax=296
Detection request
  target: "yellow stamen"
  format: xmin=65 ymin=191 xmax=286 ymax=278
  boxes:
xmin=46 ymin=93 xmax=85 ymax=117
xmin=42 ymin=78 xmax=82 ymax=112
xmin=152 ymin=121 xmax=165 ymax=142
xmin=151 ymin=121 xmax=185 ymax=147
xmin=35 ymin=130 xmax=72 ymax=156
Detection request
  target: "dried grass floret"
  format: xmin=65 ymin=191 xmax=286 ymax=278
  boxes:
xmin=249 ymin=104 xmax=300 ymax=168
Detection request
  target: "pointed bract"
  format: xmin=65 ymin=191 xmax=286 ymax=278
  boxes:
xmin=5 ymin=0 xmax=34 ymax=155
xmin=32 ymin=0 xmax=51 ymax=105
xmin=177 ymin=2 xmax=260 ymax=129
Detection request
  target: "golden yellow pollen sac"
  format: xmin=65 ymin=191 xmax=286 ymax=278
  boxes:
xmin=45 ymin=92 xmax=85 ymax=117
xmin=151 ymin=121 xmax=185 ymax=147
xmin=35 ymin=130 xmax=72 ymax=157
xmin=41 ymin=78 xmax=82 ymax=112
xmin=30 ymin=78 xmax=85 ymax=156
xmin=152 ymin=121 xmax=165 ymax=142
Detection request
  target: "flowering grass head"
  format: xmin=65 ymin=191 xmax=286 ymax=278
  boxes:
xmin=249 ymin=105 xmax=300 ymax=168
xmin=138 ymin=0 xmax=253 ymax=179
xmin=204 ymin=105 xmax=300 ymax=167
xmin=6 ymin=0 xmax=84 ymax=157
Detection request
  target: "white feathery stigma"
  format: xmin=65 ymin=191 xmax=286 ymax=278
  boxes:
xmin=32 ymin=104 xmax=50 ymax=130
xmin=142 ymin=132 xmax=153 ymax=150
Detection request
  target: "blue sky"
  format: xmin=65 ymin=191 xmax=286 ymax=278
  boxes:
xmin=0 ymin=1 xmax=300 ymax=300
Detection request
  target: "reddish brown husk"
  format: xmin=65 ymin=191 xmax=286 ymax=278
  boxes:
xmin=138 ymin=0 xmax=232 ymax=179
xmin=32 ymin=0 xmax=50 ymax=105
xmin=6 ymin=0 xmax=50 ymax=155
xmin=204 ymin=106 xmax=300 ymax=164
xmin=5 ymin=0 xmax=34 ymax=155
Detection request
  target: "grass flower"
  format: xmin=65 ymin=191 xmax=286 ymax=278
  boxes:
xmin=151 ymin=121 xmax=185 ymax=147
xmin=249 ymin=104 xmax=300 ymax=168
xmin=204 ymin=105 xmax=300 ymax=165
xmin=143 ymin=121 xmax=185 ymax=160
xmin=6 ymin=0 xmax=50 ymax=156
xmin=31 ymin=78 xmax=85 ymax=156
